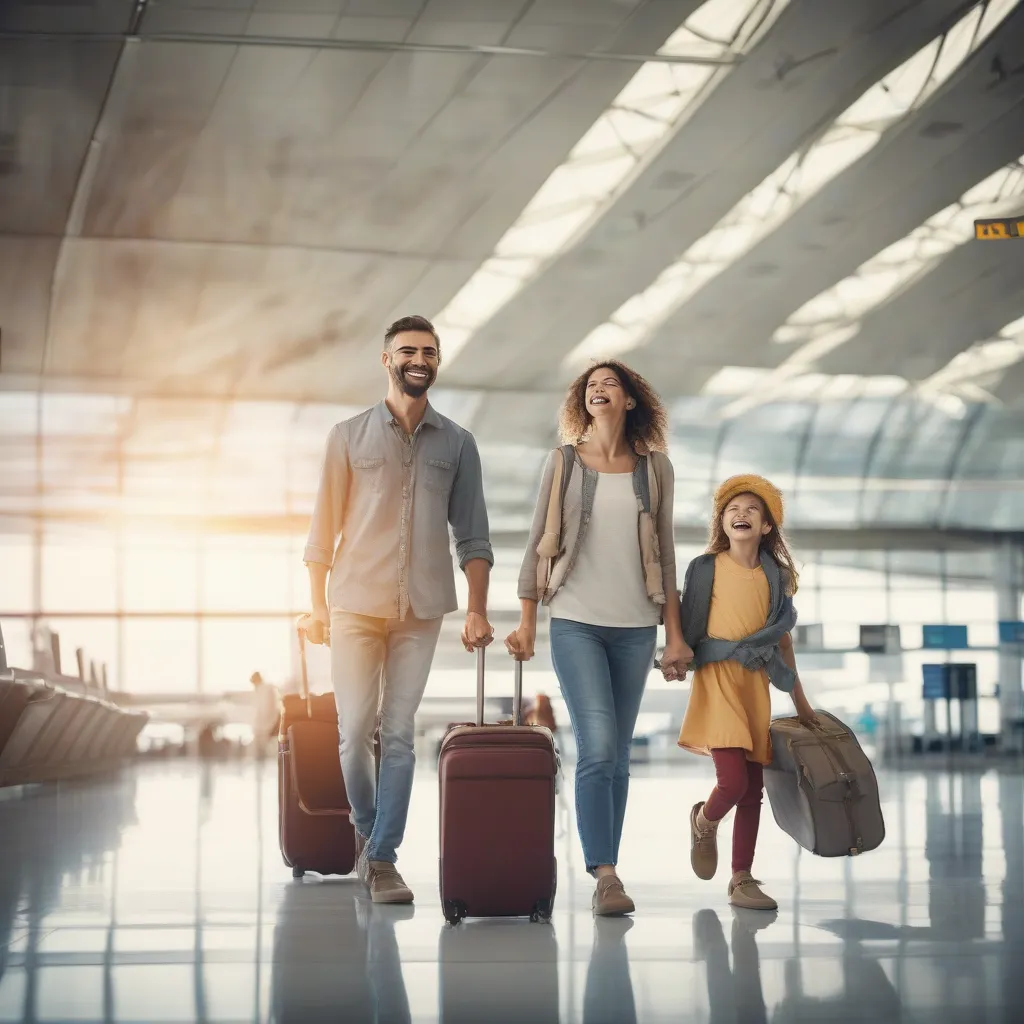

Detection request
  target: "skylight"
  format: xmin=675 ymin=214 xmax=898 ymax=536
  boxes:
xmin=717 ymin=156 xmax=1024 ymax=416
xmin=564 ymin=0 xmax=1017 ymax=368
xmin=703 ymin=365 xmax=909 ymax=400
xmin=432 ymin=0 xmax=792 ymax=364
xmin=918 ymin=314 xmax=1024 ymax=400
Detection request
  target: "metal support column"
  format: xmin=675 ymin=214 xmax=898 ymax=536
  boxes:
xmin=996 ymin=537 xmax=1023 ymax=754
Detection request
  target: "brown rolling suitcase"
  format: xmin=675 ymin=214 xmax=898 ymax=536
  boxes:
xmin=438 ymin=648 xmax=558 ymax=925
xmin=764 ymin=711 xmax=885 ymax=858
xmin=278 ymin=618 xmax=356 ymax=878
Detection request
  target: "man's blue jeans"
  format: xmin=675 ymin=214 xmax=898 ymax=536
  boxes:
xmin=549 ymin=618 xmax=656 ymax=873
xmin=330 ymin=611 xmax=443 ymax=864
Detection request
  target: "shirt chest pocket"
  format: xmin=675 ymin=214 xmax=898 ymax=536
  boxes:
xmin=352 ymin=456 xmax=385 ymax=493
xmin=423 ymin=457 xmax=454 ymax=497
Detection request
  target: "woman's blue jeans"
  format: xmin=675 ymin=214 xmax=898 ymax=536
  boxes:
xmin=549 ymin=617 xmax=656 ymax=874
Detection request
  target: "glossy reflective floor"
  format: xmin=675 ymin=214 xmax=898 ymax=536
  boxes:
xmin=1 ymin=758 xmax=1021 ymax=1023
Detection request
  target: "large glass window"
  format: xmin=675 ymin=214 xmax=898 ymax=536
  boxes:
xmin=888 ymin=587 xmax=946 ymax=625
xmin=200 ymin=617 xmax=293 ymax=693
xmin=0 ymin=532 xmax=34 ymax=612
xmin=122 ymin=532 xmax=199 ymax=613
xmin=41 ymin=527 xmax=118 ymax=610
xmin=122 ymin=619 xmax=198 ymax=694
xmin=52 ymin=616 xmax=119 ymax=686
xmin=200 ymin=535 xmax=294 ymax=614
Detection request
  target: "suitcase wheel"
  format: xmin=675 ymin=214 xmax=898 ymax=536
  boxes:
xmin=529 ymin=899 xmax=552 ymax=924
xmin=292 ymin=866 xmax=305 ymax=879
xmin=443 ymin=900 xmax=468 ymax=925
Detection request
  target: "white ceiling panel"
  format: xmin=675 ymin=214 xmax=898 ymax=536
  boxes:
xmin=41 ymin=238 xmax=475 ymax=402
xmin=0 ymin=38 xmax=123 ymax=235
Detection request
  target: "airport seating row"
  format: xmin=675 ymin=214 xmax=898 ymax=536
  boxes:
xmin=0 ymin=624 xmax=148 ymax=787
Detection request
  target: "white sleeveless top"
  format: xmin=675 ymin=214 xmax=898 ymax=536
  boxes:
xmin=548 ymin=472 xmax=660 ymax=628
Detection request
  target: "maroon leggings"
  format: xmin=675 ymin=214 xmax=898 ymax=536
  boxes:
xmin=702 ymin=748 xmax=764 ymax=874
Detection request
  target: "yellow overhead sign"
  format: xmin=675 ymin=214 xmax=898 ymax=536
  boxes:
xmin=974 ymin=217 xmax=1023 ymax=239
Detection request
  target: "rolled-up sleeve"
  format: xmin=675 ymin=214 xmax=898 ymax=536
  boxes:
xmin=655 ymin=453 xmax=678 ymax=601
xmin=303 ymin=424 xmax=348 ymax=567
xmin=517 ymin=450 xmax=559 ymax=602
xmin=449 ymin=431 xmax=493 ymax=569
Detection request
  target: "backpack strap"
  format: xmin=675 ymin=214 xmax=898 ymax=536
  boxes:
xmin=536 ymin=449 xmax=565 ymax=562
xmin=559 ymin=444 xmax=574 ymax=508
xmin=628 ymin=452 xmax=662 ymax=517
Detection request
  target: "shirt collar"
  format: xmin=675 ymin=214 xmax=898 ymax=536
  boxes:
xmin=377 ymin=399 xmax=444 ymax=431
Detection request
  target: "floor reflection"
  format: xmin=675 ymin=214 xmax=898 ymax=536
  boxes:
xmin=439 ymin=918 xmax=559 ymax=1024
xmin=270 ymin=881 xmax=375 ymax=1023
xmin=0 ymin=762 xmax=1021 ymax=1023
xmin=583 ymin=919 xmax=636 ymax=1024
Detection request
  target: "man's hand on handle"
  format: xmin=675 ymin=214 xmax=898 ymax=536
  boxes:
xmin=300 ymin=605 xmax=331 ymax=646
xmin=461 ymin=611 xmax=494 ymax=653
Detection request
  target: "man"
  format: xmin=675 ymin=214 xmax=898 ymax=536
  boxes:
xmin=304 ymin=314 xmax=493 ymax=904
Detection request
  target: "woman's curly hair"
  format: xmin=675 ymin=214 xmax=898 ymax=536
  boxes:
xmin=558 ymin=360 xmax=669 ymax=454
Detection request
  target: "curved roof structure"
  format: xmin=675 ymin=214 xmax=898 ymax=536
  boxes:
xmin=1 ymin=0 xmax=1023 ymax=535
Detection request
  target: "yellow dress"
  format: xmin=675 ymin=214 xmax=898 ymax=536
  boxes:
xmin=678 ymin=552 xmax=773 ymax=765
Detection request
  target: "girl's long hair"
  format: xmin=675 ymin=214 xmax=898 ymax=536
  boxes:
xmin=707 ymin=498 xmax=800 ymax=596
xmin=558 ymin=360 xmax=668 ymax=454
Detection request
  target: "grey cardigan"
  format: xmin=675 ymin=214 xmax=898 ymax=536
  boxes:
xmin=517 ymin=448 xmax=678 ymax=614
xmin=679 ymin=550 xmax=797 ymax=693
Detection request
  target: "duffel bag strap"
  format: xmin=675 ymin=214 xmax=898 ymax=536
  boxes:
xmin=812 ymin=725 xmax=864 ymax=855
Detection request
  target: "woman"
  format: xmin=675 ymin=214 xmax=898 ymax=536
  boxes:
xmin=506 ymin=361 xmax=692 ymax=916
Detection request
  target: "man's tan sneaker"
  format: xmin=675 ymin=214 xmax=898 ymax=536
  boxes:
xmin=366 ymin=861 xmax=414 ymax=904
xmin=728 ymin=872 xmax=777 ymax=911
xmin=690 ymin=801 xmax=720 ymax=881
xmin=592 ymin=874 xmax=635 ymax=917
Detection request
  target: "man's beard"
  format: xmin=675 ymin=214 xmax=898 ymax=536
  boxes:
xmin=391 ymin=363 xmax=435 ymax=398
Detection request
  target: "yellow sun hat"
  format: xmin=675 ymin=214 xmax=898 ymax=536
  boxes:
xmin=714 ymin=474 xmax=785 ymax=527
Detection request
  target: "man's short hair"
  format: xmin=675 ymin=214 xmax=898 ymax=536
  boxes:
xmin=384 ymin=315 xmax=440 ymax=350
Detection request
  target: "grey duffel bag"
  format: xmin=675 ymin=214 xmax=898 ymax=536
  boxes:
xmin=764 ymin=711 xmax=885 ymax=857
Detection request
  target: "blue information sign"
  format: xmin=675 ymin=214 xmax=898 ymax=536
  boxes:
xmin=998 ymin=621 xmax=1024 ymax=643
xmin=922 ymin=625 xmax=969 ymax=649
xmin=922 ymin=664 xmax=947 ymax=701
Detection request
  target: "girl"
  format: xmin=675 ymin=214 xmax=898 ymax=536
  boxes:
xmin=671 ymin=475 xmax=818 ymax=911
xmin=506 ymin=361 xmax=692 ymax=916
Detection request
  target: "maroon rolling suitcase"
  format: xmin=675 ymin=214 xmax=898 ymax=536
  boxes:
xmin=438 ymin=648 xmax=558 ymax=925
xmin=278 ymin=618 xmax=356 ymax=878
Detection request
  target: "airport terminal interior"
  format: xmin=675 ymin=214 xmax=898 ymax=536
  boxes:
xmin=2 ymin=0 xmax=1024 ymax=1020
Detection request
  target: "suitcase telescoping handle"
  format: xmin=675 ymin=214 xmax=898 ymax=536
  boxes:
xmin=295 ymin=614 xmax=330 ymax=719
xmin=475 ymin=645 xmax=523 ymax=728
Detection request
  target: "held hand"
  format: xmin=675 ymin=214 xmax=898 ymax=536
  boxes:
xmin=660 ymin=639 xmax=693 ymax=683
xmin=504 ymin=625 xmax=536 ymax=662
xmin=461 ymin=611 xmax=494 ymax=653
